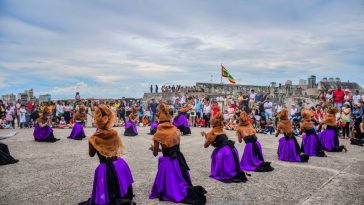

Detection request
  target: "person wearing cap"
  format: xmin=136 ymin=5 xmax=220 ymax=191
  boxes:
xmin=344 ymin=88 xmax=352 ymax=105
xmin=341 ymin=102 xmax=352 ymax=139
xmin=150 ymin=103 xmax=207 ymax=204
xmin=275 ymin=109 xmax=309 ymax=162
xmin=33 ymin=107 xmax=60 ymax=142
xmin=200 ymin=112 xmax=248 ymax=183
xmin=79 ymin=104 xmax=135 ymax=205
xmin=173 ymin=104 xmax=191 ymax=135
xmin=236 ymin=111 xmax=274 ymax=172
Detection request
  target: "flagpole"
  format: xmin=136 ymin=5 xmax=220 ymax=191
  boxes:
xmin=220 ymin=64 xmax=223 ymax=84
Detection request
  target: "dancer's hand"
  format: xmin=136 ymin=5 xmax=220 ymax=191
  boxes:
xmin=200 ymin=131 xmax=206 ymax=136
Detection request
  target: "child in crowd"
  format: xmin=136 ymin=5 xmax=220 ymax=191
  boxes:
xmin=0 ymin=116 xmax=11 ymax=129
xmin=195 ymin=117 xmax=206 ymax=127
xmin=142 ymin=115 xmax=150 ymax=127
xmin=224 ymin=116 xmax=235 ymax=130
xmin=56 ymin=117 xmax=68 ymax=129
xmin=263 ymin=118 xmax=275 ymax=134
xmin=223 ymin=110 xmax=230 ymax=124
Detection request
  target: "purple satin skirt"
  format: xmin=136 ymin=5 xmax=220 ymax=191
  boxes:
xmin=210 ymin=145 xmax=240 ymax=180
xmin=68 ymin=122 xmax=86 ymax=140
xmin=33 ymin=124 xmax=54 ymax=141
xmin=302 ymin=134 xmax=321 ymax=156
xmin=277 ymin=137 xmax=302 ymax=162
xmin=150 ymin=121 xmax=158 ymax=134
xmin=149 ymin=157 xmax=191 ymax=203
xmin=240 ymin=141 xmax=265 ymax=171
xmin=124 ymin=121 xmax=138 ymax=136
xmin=173 ymin=115 xmax=190 ymax=128
xmin=319 ymin=129 xmax=339 ymax=152
xmin=90 ymin=158 xmax=134 ymax=205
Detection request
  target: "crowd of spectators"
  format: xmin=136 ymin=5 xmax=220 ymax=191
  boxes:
xmin=1 ymin=86 xmax=363 ymax=145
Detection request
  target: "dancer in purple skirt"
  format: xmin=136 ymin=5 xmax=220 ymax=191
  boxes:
xmin=173 ymin=105 xmax=191 ymax=135
xmin=124 ymin=106 xmax=138 ymax=136
xmin=33 ymin=108 xmax=60 ymax=142
xmin=201 ymin=112 xmax=248 ymax=183
xmin=68 ymin=105 xmax=86 ymax=140
xmin=236 ymin=111 xmax=273 ymax=172
xmin=318 ymin=107 xmax=347 ymax=152
xmin=149 ymin=103 xmax=206 ymax=204
xmin=300 ymin=109 xmax=326 ymax=157
xmin=275 ymin=109 xmax=309 ymax=162
xmin=79 ymin=104 xmax=135 ymax=205
xmin=149 ymin=117 xmax=159 ymax=135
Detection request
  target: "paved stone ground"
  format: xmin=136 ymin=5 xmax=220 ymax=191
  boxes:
xmin=0 ymin=127 xmax=363 ymax=205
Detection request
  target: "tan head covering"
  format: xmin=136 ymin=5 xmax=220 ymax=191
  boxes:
xmin=277 ymin=109 xmax=293 ymax=136
xmin=205 ymin=112 xmax=225 ymax=145
xmin=321 ymin=107 xmax=338 ymax=126
xmin=74 ymin=105 xmax=86 ymax=121
xmin=89 ymin=104 xmax=124 ymax=157
xmin=153 ymin=103 xmax=180 ymax=148
xmin=157 ymin=102 xmax=172 ymax=122
xmin=38 ymin=107 xmax=51 ymax=124
xmin=300 ymin=109 xmax=314 ymax=130
xmin=236 ymin=111 xmax=256 ymax=136
xmin=277 ymin=109 xmax=289 ymax=120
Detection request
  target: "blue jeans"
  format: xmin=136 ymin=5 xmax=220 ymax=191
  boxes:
xmin=150 ymin=112 xmax=156 ymax=123
xmin=334 ymin=102 xmax=343 ymax=108
xmin=265 ymin=112 xmax=272 ymax=121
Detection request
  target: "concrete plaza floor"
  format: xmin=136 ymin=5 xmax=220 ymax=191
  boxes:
xmin=0 ymin=127 xmax=363 ymax=205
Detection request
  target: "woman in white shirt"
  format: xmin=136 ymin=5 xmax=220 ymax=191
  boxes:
xmin=19 ymin=105 xmax=26 ymax=128
xmin=203 ymin=100 xmax=211 ymax=128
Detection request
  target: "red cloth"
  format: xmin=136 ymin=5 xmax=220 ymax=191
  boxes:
xmin=212 ymin=105 xmax=220 ymax=117
xmin=333 ymin=89 xmax=345 ymax=103
xmin=27 ymin=103 xmax=33 ymax=112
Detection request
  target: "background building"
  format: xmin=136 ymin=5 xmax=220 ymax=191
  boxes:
xmin=299 ymin=79 xmax=307 ymax=86
xmin=1 ymin=94 xmax=16 ymax=104
xmin=39 ymin=94 xmax=51 ymax=103
xmin=17 ymin=88 xmax=35 ymax=104
xmin=307 ymin=75 xmax=316 ymax=88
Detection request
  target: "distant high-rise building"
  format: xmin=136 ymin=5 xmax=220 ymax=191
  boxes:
xmin=285 ymin=80 xmax=292 ymax=86
xmin=39 ymin=94 xmax=51 ymax=103
xmin=18 ymin=88 xmax=35 ymax=104
xmin=299 ymin=79 xmax=307 ymax=86
xmin=307 ymin=75 xmax=316 ymax=88
xmin=1 ymin=94 xmax=16 ymax=104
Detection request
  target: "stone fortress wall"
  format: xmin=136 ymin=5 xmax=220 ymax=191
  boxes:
xmin=143 ymin=76 xmax=362 ymax=109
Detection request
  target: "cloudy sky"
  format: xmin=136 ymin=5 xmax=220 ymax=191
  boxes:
xmin=0 ymin=0 xmax=363 ymax=99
